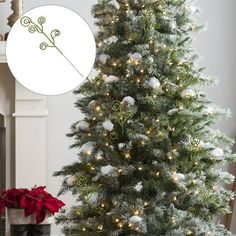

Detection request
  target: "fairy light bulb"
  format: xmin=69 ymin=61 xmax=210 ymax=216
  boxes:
xmin=156 ymin=171 xmax=160 ymax=176
xmin=138 ymin=166 xmax=143 ymax=171
xmin=97 ymin=224 xmax=103 ymax=231
xmin=82 ymin=228 xmax=86 ymax=232
xmin=118 ymin=222 xmax=124 ymax=228
xmin=133 ymin=209 xmax=140 ymax=215
xmin=172 ymin=217 xmax=176 ymax=224
xmin=141 ymin=140 xmax=145 ymax=145
xmin=86 ymin=150 xmax=92 ymax=155
xmin=95 ymin=106 xmax=101 ymax=112
xmin=124 ymin=151 xmax=131 ymax=159
xmin=186 ymin=230 xmax=193 ymax=235
xmin=144 ymin=201 xmax=149 ymax=206
xmin=172 ymin=196 xmax=177 ymax=202
xmin=115 ymin=218 xmax=119 ymax=223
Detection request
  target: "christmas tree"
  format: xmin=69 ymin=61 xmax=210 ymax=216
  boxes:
xmin=54 ymin=0 xmax=236 ymax=235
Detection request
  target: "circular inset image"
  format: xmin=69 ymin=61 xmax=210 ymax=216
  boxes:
xmin=6 ymin=5 xmax=96 ymax=95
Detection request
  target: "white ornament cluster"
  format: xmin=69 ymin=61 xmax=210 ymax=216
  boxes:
xmin=129 ymin=52 xmax=142 ymax=62
xmin=181 ymin=89 xmax=195 ymax=98
xmin=134 ymin=182 xmax=143 ymax=192
xmin=101 ymin=165 xmax=116 ymax=176
xmin=66 ymin=175 xmax=77 ymax=186
xmin=99 ymin=54 xmax=110 ymax=64
xmin=76 ymin=121 xmax=89 ymax=131
xmin=107 ymin=0 xmax=120 ymax=10
xmin=103 ymin=75 xmax=120 ymax=83
xmin=103 ymin=120 xmax=114 ymax=131
xmin=171 ymin=173 xmax=186 ymax=183
xmin=122 ymin=96 xmax=135 ymax=106
xmin=80 ymin=142 xmax=96 ymax=154
xmin=148 ymin=77 xmax=161 ymax=89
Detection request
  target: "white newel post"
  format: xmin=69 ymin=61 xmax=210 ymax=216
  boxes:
xmin=14 ymin=82 xmax=48 ymax=188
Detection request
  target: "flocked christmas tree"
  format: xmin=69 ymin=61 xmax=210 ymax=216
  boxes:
xmin=54 ymin=0 xmax=236 ymax=235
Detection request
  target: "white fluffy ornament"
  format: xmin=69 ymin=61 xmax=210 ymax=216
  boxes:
xmin=118 ymin=143 xmax=125 ymax=150
xmin=148 ymin=77 xmax=161 ymax=89
xmin=108 ymin=0 xmax=120 ymax=10
xmin=129 ymin=52 xmax=142 ymax=62
xmin=88 ymin=193 xmax=98 ymax=204
xmin=76 ymin=121 xmax=89 ymax=131
xmin=129 ymin=216 xmax=143 ymax=223
xmin=107 ymin=36 xmax=118 ymax=44
xmin=167 ymin=109 xmax=179 ymax=116
xmin=103 ymin=75 xmax=120 ymax=83
xmin=101 ymin=165 xmax=116 ymax=176
xmin=80 ymin=142 xmax=96 ymax=155
xmin=203 ymin=106 xmax=215 ymax=115
xmin=134 ymin=182 xmax=143 ymax=192
xmin=211 ymin=147 xmax=224 ymax=158
xmin=99 ymin=54 xmax=110 ymax=64
xmin=122 ymin=96 xmax=135 ymax=106
xmin=181 ymin=89 xmax=195 ymax=98
xmin=103 ymin=120 xmax=114 ymax=131
xmin=171 ymin=173 xmax=186 ymax=182
xmin=148 ymin=56 xmax=154 ymax=63
xmin=66 ymin=175 xmax=77 ymax=186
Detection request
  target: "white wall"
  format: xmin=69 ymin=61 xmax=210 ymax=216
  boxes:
xmin=194 ymin=1 xmax=236 ymax=233
xmin=22 ymin=0 xmax=236 ymax=235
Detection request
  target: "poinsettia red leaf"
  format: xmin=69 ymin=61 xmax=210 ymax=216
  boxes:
xmin=44 ymin=201 xmax=58 ymax=214
xmin=25 ymin=200 xmax=37 ymax=217
xmin=20 ymin=195 xmax=28 ymax=208
xmin=0 ymin=201 xmax=5 ymax=215
xmin=36 ymin=210 xmax=46 ymax=224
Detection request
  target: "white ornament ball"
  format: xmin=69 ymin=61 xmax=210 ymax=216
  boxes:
xmin=129 ymin=52 xmax=142 ymax=62
xmin=99 ymin=54 xmax=110 ymax=64
xmin=101 ymin=165 xmax=116 ymax=176
xmin=134 ymin=182 xmax=143 ymax=192
xmin=103 ymin=75 xmax=120 ymax=83
xmin=118 ymin=143 xmax=125 ymax=150
xmin=107 ymin=36 xmax=118 ymax=44
xmin=167 ymin=109 xmax=179 ymax=116
xmin=204 ymin=106 xmax=215 ymax=115
xmin=181 ymin=89 xmax=195 ymax=98
xmin=80 ymin=142 xmax=96 ymax=154
xmin=88 ymin=193 xmax=98 ymax=204
xmin=76 ymin=121 xmax=89 ymax=131
xmin=148 ymin=77 xmax=161 ymax=89
xmin=211 ymin=147 xmax=224 ymax=158
xmin=66 ymin=175 xmax=77 ymax=186
xmin=148 ymin=56 xmax=154 ymax=63
xmin=103 ymin=120 xmax=114 ymax=131
xmin=122 ymin=96 xmax=135 ymax=106
xmin=108 ymin=0 xmax=120 ymax=10
xmin=129 ymin=216 xmax=143 ymax=223
xmin=171 ymin=173 xmax=186 ymax=182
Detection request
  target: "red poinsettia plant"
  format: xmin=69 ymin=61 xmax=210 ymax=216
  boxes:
xmin=0 ymin=186 xmax=65 ymax=224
